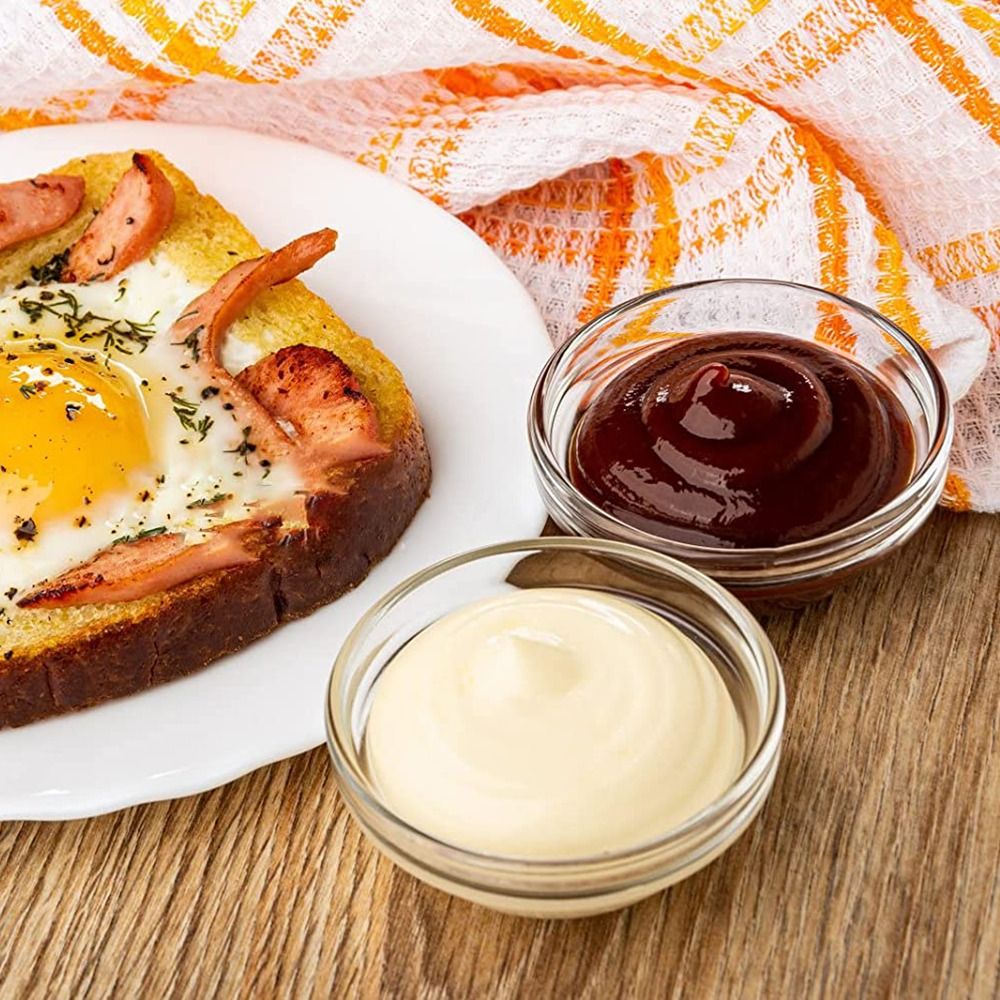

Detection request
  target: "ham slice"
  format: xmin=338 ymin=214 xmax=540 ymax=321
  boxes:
xmin=18 ymin=519 xmax=275 ymax=610
xmin=62 ymin=153 xmax=175 ymax=283
xmin=168 ymin=229 xmax=352 ymax=476
xmin=237 ymin=345 xmax=388 ymax=468
xmin=0 ymin=174 xmax=84 ymax=252
xmin=183 ymin=229 xmax=338 ymax=362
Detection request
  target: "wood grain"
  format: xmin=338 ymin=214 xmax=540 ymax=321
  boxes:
xmin=1 ymin=510 xmax=997 ymax=999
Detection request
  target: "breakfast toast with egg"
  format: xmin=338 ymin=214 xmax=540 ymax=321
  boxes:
xmin=0 ymin=151 xmax=430 ymax=728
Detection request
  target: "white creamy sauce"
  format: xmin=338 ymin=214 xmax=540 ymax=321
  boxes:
xmin=0 ymin=256 xmax=302 ymax=622
xmin=363 ymin=588 xmax=746 ymax=859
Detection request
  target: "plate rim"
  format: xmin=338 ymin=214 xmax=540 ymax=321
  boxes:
xmin=0 ymin=119 xmax=541 ymax=315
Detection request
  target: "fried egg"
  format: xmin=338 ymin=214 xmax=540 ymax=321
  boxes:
xmin=0 ymin=255 xmax=302 ymax=617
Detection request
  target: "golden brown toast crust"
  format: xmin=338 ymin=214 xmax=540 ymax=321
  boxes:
xmin=0 ymin=421 xmax=429 ymax=728
xmin=0 ymin=151 xmax=431 ymax=728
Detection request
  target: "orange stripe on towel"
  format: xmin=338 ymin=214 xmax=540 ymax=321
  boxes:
xmin=451 ymin=0 xmax=584 ymax=59
xmin=40 ymin=0 xmax=185 ymax=83
xmin=246 ymin=0 xmax=363 ymax=80
xmin=944 ymin=0 xmax=1000 ymax=58
xmin=640 ymin=155 xmax=682 ymax=292
xmin=662 ymin=0 xmax=774 ymax=65
xmin=672 ymin=93 xmax=755 ymax=183
xmin=872 ymin=0 xmax=1000 ymax=145
xmin=684 ymin=126 xmax=806 ymax=255
xmin=916 ymin=228 xmax=1000 ymax=286
xmin=800 ymin=132 xmax=855 ymax=351
xmin=119 ymin=0 xmax=253 ymax=80
xmin=578 ymin=159 xmax=639 ymax=325
xmin=742 ymin=3 xmax=875 ymax=91
xmin=874 ymin=223 xmax=931 ymax=350
xmin=544 ymin=0 xmax=708 ymax=82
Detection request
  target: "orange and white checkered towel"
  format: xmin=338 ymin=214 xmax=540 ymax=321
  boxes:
xmin=2 ymin=1 xmax=999 ymax=510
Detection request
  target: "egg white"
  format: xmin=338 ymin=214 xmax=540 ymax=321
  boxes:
xmin=0 ymin=255 xmax=303 ymax=620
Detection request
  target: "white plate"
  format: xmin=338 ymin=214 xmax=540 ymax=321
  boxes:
xmin=0 ymin=122 xmax=550 ymax=820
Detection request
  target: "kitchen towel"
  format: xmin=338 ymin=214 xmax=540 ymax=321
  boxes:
xmin=1 ymin=0 xmax=998 ymax=509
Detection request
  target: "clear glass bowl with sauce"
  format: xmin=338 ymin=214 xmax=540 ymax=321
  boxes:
xmin=325 ymin=537 xmax=784 ymax=918
xmin=529 ymin=279 xmax=953 ymax=604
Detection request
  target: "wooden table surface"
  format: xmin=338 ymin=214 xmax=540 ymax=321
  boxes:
xmin=1 ymin=509 xmax=997 ymax=999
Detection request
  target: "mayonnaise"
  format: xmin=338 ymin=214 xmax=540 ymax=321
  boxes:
xmin=363 ymin=588 xmax=745 ymax=859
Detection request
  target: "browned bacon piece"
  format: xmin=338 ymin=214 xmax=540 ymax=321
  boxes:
xmin=18 ymin=520 xmax=275 ymax=610
xmin=62 ymin=153 xmax=175 ymax=282
xmin=0 ymin=174 xmax=84 ymax=252
xmin=237 ymin=345 xmax=388 ymax=468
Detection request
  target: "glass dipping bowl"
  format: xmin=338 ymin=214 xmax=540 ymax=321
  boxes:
xmin=326 ymin=537 xmax=784 ymax=918
xmin=529 ymin=279 xmax=953 ymax=605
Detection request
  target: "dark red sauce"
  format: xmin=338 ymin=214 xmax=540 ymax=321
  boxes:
xmin=569 ymin=333 xmax=915 ymax=547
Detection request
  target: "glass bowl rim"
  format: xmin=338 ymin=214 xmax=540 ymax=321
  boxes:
xmin=325 ymin=534 xmax=785 ymax=873
xmin=529 ymin=277 xmax=953 ymax=560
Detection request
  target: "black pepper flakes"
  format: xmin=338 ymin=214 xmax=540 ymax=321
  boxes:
xmin=14 ymin=518 xmax=37 ymax=542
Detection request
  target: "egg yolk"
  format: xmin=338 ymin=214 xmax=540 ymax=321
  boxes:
xmin=0 ymin=348 xmax=151 ymax=534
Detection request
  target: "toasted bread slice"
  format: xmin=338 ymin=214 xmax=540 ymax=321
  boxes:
xmin=0 ymin=151 xmax=430 ymax=728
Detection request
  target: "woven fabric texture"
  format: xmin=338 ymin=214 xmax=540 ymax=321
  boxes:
xmin=1 ymin=0 xmax=998 ymax=509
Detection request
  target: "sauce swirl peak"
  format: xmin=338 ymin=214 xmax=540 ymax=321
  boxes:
xmin=569 ymin=333 xmax=915 ymax=547
xmin=363 ymin=588 xmax=744 ymax=858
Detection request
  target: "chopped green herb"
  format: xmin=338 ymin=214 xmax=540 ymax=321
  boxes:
xmin=173 ymin=323 xmax=204 ymax=362
xmin=225 ymin=426 xmax=257 ymax=464
xmin=17 ymin=289 xmax=157 ymax=357
xmin=112 ymin=525 xmax=167 ymax=546
xmin=167 ymin=391 xmax=214 ymax=442
xmin=29 ymin=249 xmax=69 ymax=284
xmin=186 ymin=492 xmax=232 ymax=509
